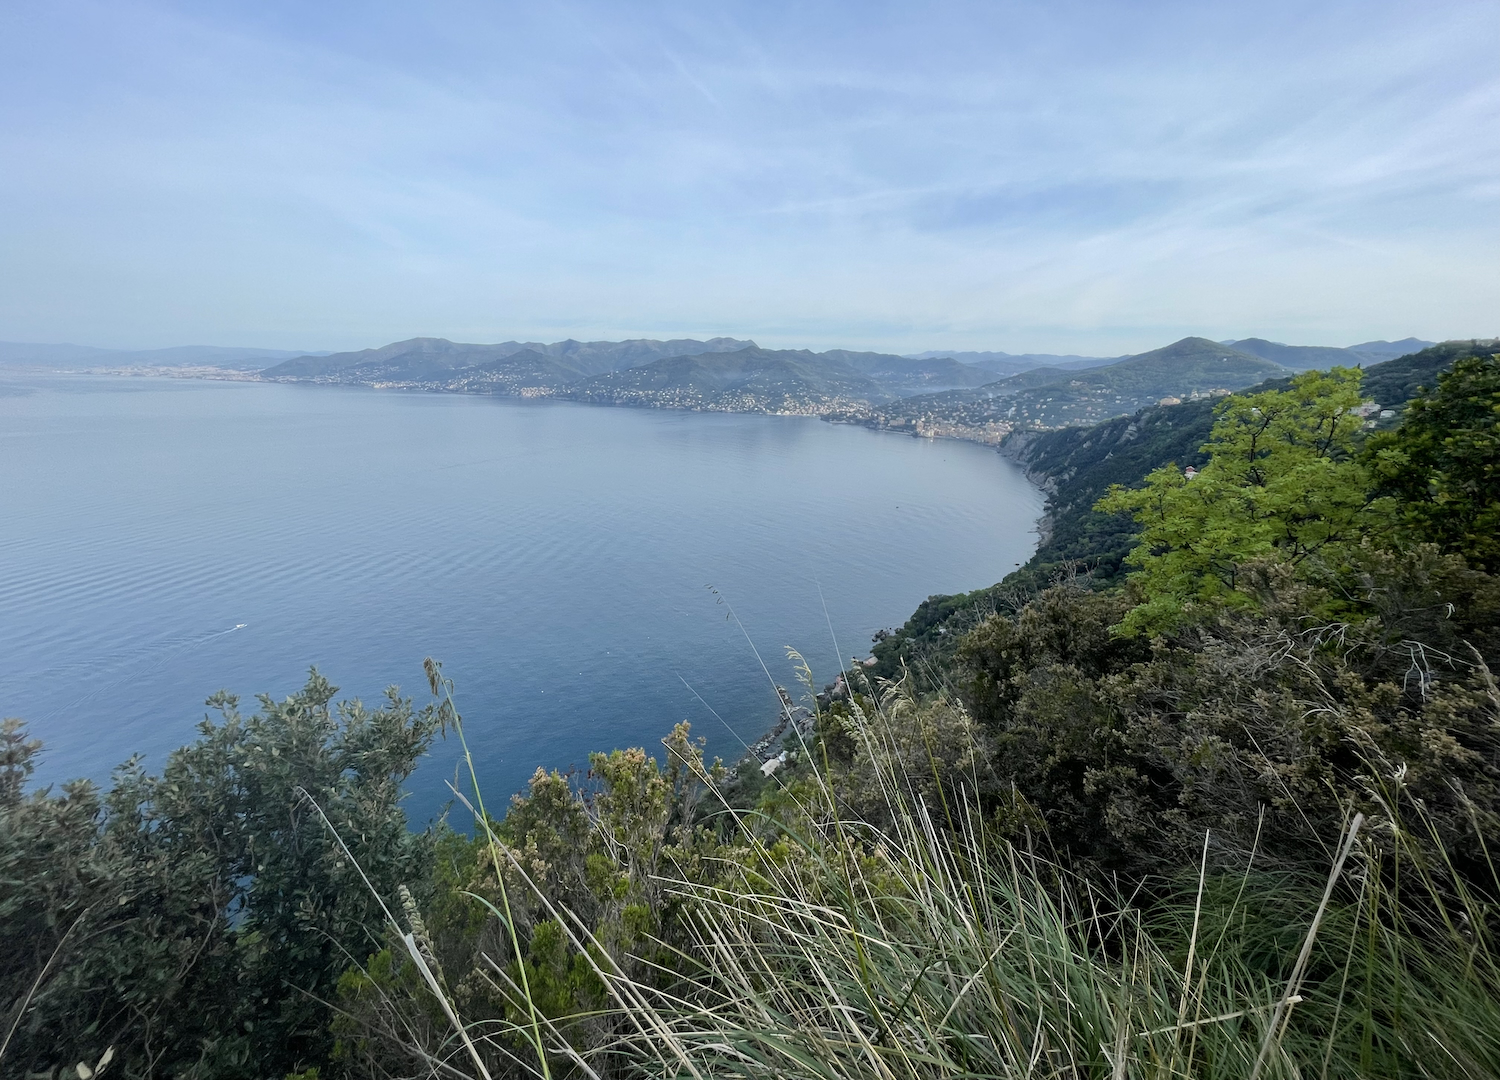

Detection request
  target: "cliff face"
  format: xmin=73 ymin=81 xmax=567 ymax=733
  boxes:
xmin=995 ymin=429 xmax=1055 ymax=488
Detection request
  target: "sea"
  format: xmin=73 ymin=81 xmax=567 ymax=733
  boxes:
xmin=0 ymin=371 xmax=1043 ymax=820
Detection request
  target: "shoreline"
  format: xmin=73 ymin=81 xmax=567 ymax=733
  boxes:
xmin=15 ymin=366 xmax=1054 ymax=784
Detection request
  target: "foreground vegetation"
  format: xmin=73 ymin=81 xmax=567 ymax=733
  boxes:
xmin=3 ymin=350 xmax=1498 ymax=1079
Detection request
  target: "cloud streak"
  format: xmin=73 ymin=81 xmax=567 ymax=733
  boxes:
xmin=0 ymin=0 xmax=1494 ymax=353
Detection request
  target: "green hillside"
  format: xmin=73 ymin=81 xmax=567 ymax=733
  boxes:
xmin=561 ymin=346 xmax=888 ymax=411
xmin=1361 ymin=338 xmax=1499 ymax=418
xmin=865 ymin=340 xmax=1498 ymax=689
xmin=1346 ymin=336 xmax=1436 ymax=360
xmin=1005 ymin=338 xmax=1499 ymax=589
xmin=997 ymin=336 xmax=1286 ymax=426
xmin=262 ymin=337 xmax=525 ymax=381
xmin=869 ymin=337 xmax=1288 ymax=433
xmin=261 ymin=336 xmax=757 ymax=382
xmin=1227 ymin=337 xmax=1364 ymax=369
xmin=821 ymin=349 xmax=993 ymax=392
xmin=1004 ymin=398 xmax=1221 ymax=581
xmin=262 ymin=337 xmax=991 ymax=410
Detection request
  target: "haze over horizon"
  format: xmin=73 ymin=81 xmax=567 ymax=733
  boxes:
xmin=0 ymin=331 xmax=1447 ymax=367
xmin=2 ymin=1 xmax=1495 ymax=356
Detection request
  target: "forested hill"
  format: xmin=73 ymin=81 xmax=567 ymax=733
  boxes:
xmin=868 ymin=338 xmax=1500 ymax=678
xmin=263 ymin=338 xmax=997 ymax=412
xmin=1221 ymin=336 xmax=1431 ymax=369
xmin=902 ymin=349 xmax=1125 ymax=376
xmin=1224 ymin=338 xmax=1364 ymax=369
xmin=1006 ymin=338 xmax=1499 ymax=587
xmin=561 ymin=346 xmax=889 ymax=411
xmin=261 ymin=335 xmax=756 ymax=381
xmin=864 ymin=336 xmax=1291 ymax=433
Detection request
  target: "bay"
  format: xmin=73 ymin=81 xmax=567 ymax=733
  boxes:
xmin=0 ymin=371 xmax=1042 ymax=818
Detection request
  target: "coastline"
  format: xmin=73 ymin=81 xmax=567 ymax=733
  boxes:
xmin=19 ymin=365 xmax=1055 ymax=779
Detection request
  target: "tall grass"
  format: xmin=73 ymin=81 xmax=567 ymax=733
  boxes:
xmin=362 ymin=667 xmax=1500 ymax=1080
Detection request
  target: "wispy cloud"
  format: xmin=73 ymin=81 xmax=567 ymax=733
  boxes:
xmin=0 ymin=0 xmax=1494 ymax=353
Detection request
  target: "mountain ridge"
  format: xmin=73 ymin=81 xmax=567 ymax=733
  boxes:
xmin=1224 ymin=336 xmax=1437 ymax=370
xmin=260 ymin=335 xmax=759 ymax=381
xmin=865 ymin=336 xmax=1291 ymax=434
xmin=11 ymin=331 xmax=1452 ymax=435
xmin=902 ymin=350 xmax=1124 ymax=376
xmin=261 ymin=338 xmax=996 ymax=411
xmin=255 ymin=333 xmax=1457 ymax=431
xmin=560 ymin=346 xmax=890 ymax=412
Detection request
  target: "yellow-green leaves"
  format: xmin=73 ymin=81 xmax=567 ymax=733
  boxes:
xmin=1099 ymin=368 xmax=1372 ymax=635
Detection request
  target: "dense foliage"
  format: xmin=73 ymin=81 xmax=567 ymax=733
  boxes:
xmin=4 ymin=346 xmax=1500 ymax=1079
xmin=1097 ymin=369 xmax=1371 ymax=634
xmin=1368 ymin=353 xmax=1500 ymax=570
xmin=1 ymin=677 xmax=441 ymax=1078
xmin=1004 ymin=398 xmax=1220 ymax=586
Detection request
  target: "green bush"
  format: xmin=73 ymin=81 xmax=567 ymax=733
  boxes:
xmin=0 ymin=673 xmax=440 ymax=1079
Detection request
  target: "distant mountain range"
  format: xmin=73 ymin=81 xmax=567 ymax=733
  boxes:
xmin=902 ymin=338 xmax=1434 ymax=377
xmin=1222 ymin=337 xmax=1435 ymax=370
xmin=260 ymin=337 xmax=994 ymax=412
xmin=259 ymin=333 xmax=1447 ymax=429
xmin=263 ymin=336 xmax=755 ymax=383
xmin=5 ymin=331 xmax=1451 ymax=434
xmin=902 ymin=350 xmax=1125 ymax=377
xmin=563 ymin=348 xmax=886 ymax=412
xmin=562 ymin=347 xmax=995 ymax=411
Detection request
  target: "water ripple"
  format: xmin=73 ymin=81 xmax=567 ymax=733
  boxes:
xmin=1 ymin=375 xmax=1042 ymax=813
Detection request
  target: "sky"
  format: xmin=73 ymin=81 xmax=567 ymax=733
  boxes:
xmin=1 ymin=0 xmax=1496 ymax=355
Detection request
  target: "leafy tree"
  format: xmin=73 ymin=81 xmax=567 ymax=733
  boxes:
xmin=0 ymin=672 xmax=441 ymax=1080
xmin=1366 ymin=352 xmax=1500 ymax=570
xmin=1097 ymin=368 xmax=1371 ymax=635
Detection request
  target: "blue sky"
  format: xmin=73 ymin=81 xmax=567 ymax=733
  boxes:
xmin=1 ymin=0 xmax=1495 ymax=354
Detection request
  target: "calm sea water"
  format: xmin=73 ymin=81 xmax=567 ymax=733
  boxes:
xmin=0 ymin=372 xmax=1042 ymax=818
